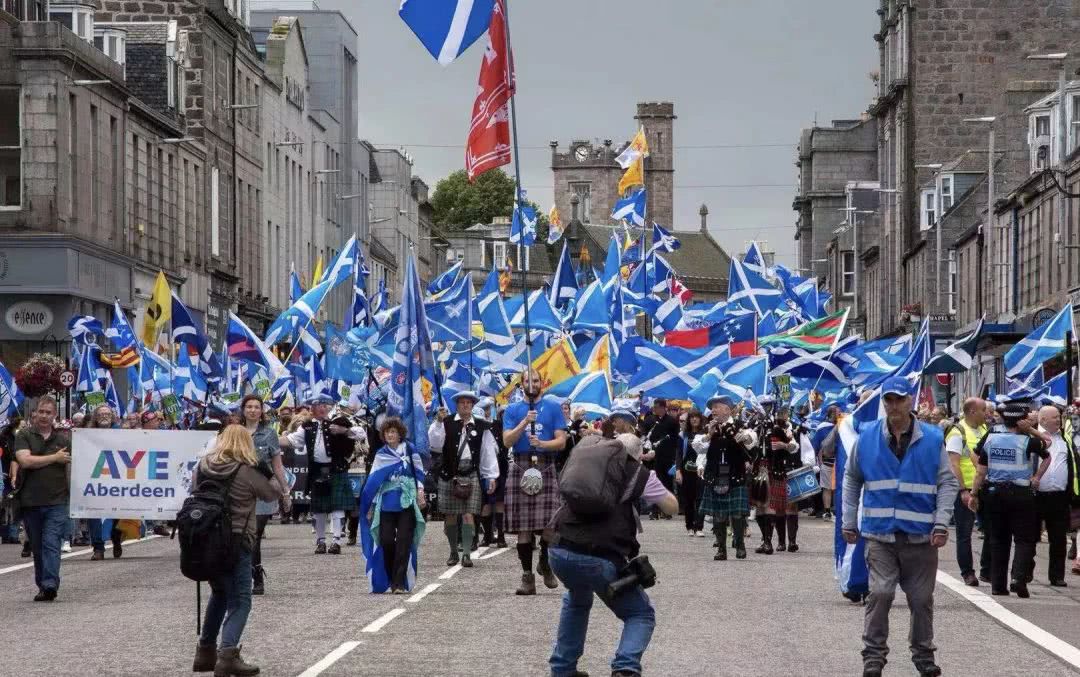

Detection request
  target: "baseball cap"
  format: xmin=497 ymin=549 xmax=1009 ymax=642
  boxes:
xmin=881 ymin=377 xmax=912 ymax=398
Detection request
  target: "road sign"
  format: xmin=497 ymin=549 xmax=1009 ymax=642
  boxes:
xmin=59 ymin=370 xmax=76 ymax=388
xmin=936 ymin=374 xmax=951 ymax=386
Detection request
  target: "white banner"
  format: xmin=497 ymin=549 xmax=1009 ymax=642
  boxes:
xmin=70 ymin=429 xmax=215 ymax=520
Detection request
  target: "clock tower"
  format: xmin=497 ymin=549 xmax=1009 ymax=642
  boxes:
xmin=551 ymin=101 xmax=676 ymax=231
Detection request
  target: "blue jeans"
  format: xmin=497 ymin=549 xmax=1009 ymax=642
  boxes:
xmin=200 ymin=548 xmax=253 ymax=649
xmin=954 ymin=494 xmax=976 ymax=576
xmin=22 ymin=504 xmax=68 ymax=592
xmin=548 ymin=547 xmax=655 ymax=677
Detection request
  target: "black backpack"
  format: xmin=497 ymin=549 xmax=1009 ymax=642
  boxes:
xmin=177 ymin=465 xmax=243 ymax=582
xmin=559 ymin=437 xmax=641 ymax=518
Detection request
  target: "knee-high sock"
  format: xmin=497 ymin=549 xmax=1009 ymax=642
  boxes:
xmin=776 ymin=515 xmax=786 ymax=546
xmin=330 ymin=510 xmax=345 ymax=543
xmin=714 ymin=522 xmax=728 ymax=550
xmin=732 ymin=518 xmax=747 ymax=549
xmin=494 ymin=512 xmax=505 ymax=540
xmin=538 ymin=537 xmax=550 ymax=568
xmin=786 ymin=514 xmax=799 ymax=544
xmin=480 ymin=514 xmax=494 ymax=541
xmin=313 ymin=513 xmax=328 ymax=543
xmin=516 ymin=540 xmax=534 ymax=572
xmin=461 ymin=523 xmax=475 ymax=554
xmin=444 ymin=519 xmax=460 ymax=553
xmin=756 ymin=515 xmax=773 ymax=543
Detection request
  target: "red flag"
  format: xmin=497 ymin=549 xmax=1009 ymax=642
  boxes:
xmin=669 ymin=276 xmax=692 ymax=305
xmin=465 ymin=0 xmax=514 ymax=182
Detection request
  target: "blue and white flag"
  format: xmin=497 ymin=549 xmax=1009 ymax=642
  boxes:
xmin=546 ymin=371 xmax=612 ymax=420
xmin=371 ymin=279 xmax=389 ymax=316
xmin=507 ymin=289 xmax=565 ymax=334
xmin=174 ymin=348 xmax=208 ymax=403
xmin=924 ymin=318 xmax=984 ymax=374
xmin=548 ymin=241 xmax=579 ymax=310
xmin=648 ymin=223 xmax=680 ymax=255
xmin=1036 ymin=371 xmax=1070 ymax=406
xmin=601 ymin=235 xmax=623 ymax=294
xmin=571 ymin=280 xmax=611 ymax=333
xmin=743 ymin=241 xmax=770 ymax=277
xmin=425 ymin=274 xmax=473 ymax=343
xmin=319 ymin=234 xmax=358 ymax=287
xmin=348 ymin=247 xmax=371 ymax=329
xmin=509 ymin=202 xmax=537 ymax=247
xmin=0 ymin=360 xmax=23 ymax=420
xmin=360 ymin=442 xmax=427 ymax=593
xmin=171 ymin=293 xmax=223 ymax=380
xmin=387 ymin=254 xmax=436 ymax=455
xmin=610 ymin=189 xmax=646 ymax=227
xmin=474 ymin=268 xmax=515 ymax=349
xmin=68 ymin=315 xmax=104 ymax=347
xmin=833 ymin=413 xmax=868 ymax=597
xmin=325 ymin=324 xmax=376 ymax=385
xmin=1003 ymin=305 xmax=1074 ymax=380
xmin=75 ymin=343 xmax=108 ymax=393
xmin=398 ymin=0 xmax=495 ymax=65
xmin=289 ymin=262 xmax=304 ymax=306
xmin=264 ymin=279 xmax=334 ymax=356
xmin=689 ymin=355 xmax=769 ymax=412
xmin=627 ymin=343 xmax=730 ymax=400
xmin=727 ymin=257 xmax=782 ymax=316
xmin=427 ymin=261 xmax=463 ymax=299
xmin=654 ymin=295 xmax=684 ymax=333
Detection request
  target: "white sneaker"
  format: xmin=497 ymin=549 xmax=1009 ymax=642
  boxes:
xmin=61 ymin=541 xmax=71 ymax=553
xmin=687 ymin=530 xmax=695 ymax=537
xmin=697 ymin=531 xmax=706 ymax=538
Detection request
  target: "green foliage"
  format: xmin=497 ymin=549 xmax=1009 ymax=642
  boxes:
xmin=431 ymin=169 xmax=516 ymax=229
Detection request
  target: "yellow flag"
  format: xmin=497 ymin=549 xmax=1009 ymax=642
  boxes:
xmin=615 ymin=126 xmax=650 ymax=169
xmin=617 ymin=156 xmax=644 ymax=195
xmin=139 ymin=271 xmax=172 ymax=348
xmin=583 ymin=337 xmax=610 ymax=377
xmin=495 ymin=338 xmax=582 ymax=406
xmin=311 ymin=256 xmax=324 ymax=288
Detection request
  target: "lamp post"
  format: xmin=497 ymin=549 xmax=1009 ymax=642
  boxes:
xmin=963 ymin=117 xmax=998 ymax=312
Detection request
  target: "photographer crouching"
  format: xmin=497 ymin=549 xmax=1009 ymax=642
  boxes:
xmin=545 ymin=415 xmax=679 ymax=677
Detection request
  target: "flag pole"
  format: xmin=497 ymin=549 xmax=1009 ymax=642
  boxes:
xmin=503 ymin=0 xmax=534 ymax=394
xmin=640 ymin=135 xmax=651 ymax=342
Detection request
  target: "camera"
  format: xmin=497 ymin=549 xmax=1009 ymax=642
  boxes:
xmin=605 ymin=555 xmax=657 ymax=599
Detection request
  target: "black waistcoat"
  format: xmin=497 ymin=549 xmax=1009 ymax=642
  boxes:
xmin=438 ymin=417 xmax=489 ymax=481
xmin=302 ymin=419 xmax=354 ymax=473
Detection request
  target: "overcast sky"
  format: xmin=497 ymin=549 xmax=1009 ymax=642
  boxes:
xmin=322 ymin=0 xmax=879 ymax=266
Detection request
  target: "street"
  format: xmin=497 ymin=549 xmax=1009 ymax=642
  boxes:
xmin=2 ymin=517 xmax=1079 ymax=676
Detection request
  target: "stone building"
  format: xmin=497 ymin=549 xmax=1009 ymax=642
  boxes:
xmin=370 ymin=147 xmax=436 ymax=301
xmin=551 ymin=102 xmax=675 ymax=231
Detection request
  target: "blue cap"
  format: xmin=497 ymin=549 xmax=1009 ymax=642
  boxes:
xmin=881 ymin=377 xmax=911 ymax=398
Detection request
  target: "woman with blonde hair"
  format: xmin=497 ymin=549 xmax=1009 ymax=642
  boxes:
xmin=191 ymin=425 xmax=283 ymax=677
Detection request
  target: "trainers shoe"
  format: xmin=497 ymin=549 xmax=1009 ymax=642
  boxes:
xmin=61 ymin=541 xmax=71 ymax=553
xmin=327 ymin=542 xmax=341 ymax=555
xmin=447 ymin=552 xmax=460 ymax=567
xmin=33 ymin=589 xmax=57 ymax=602
xmin=314 ymin=541 xmax=327 ymax=554
xmin=90 ymin=551 xmax=104 ymax=561
xmin=696 ymin=531 xmax=706 ymax=538
xmin=461 ymin=553 xmax=473 ymax=568
xmin=963 ymin=573 xmax=980 ymax=587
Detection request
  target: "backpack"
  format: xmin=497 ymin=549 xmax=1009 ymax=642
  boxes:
xmin=559 ymin=437 xmax=640 ymax=518
xmin=177 ymin=464 xmax=243 ymax=582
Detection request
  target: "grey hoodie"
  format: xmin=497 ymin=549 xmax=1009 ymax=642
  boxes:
xmin=195 ymin=456 xmax=283 ymax=549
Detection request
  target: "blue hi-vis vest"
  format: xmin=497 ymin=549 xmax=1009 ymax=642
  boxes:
xmin=857 ymin=420 xmax=943 ymax=537
xmin=983 ymin=427 xmax=1031 ymax=486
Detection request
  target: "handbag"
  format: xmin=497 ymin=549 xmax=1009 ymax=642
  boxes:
xmin=708 ymin=465 xmax=731 ymax=496
xmin=749 ymin=461 xmax=769 ymax=503
xmin=451 ymin=477 xmax=474 ymax=500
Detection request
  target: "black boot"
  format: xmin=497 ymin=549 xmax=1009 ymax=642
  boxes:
xmin=755 ymin=516 xmax=774 ymax=554
xmin=786 ymin=514 xmax=799 ymax=552
xmin=776 ymin=516 xmax=787 ymax=551
xmin=713 ymin=523 xmax=728 ymax=561
xmin=479 ymin=514 xmax=495 ymax=547
xmin=494 ymin=513 xmax=508 ymax=548
xmin=252 ymin=565 xmax=265 ymax=595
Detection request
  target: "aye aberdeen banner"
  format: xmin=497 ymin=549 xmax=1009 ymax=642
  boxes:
xmin=70 ymin=429 xmax=215 ymax=520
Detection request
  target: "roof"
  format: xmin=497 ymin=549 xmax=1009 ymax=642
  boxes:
xmin=369 ymin=236 xmax=395 ymax=264
xmin=100 ymin=21 xmax=168 ymax=43
xmin=1025 ymin=80 xmax=1080 ymax=112
xmin=577 ymin=224 xmax=732 ymax=290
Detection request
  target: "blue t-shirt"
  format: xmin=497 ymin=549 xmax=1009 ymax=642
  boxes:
xmin=503 ymin=398 xmax=567 ymax=455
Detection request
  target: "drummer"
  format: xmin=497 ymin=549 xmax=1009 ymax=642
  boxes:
xmin=753 ymin=405 xmax=805 ymax=554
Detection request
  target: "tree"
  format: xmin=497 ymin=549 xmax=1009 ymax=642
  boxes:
xmin=431 ymin=169 xmax=516 ymax=229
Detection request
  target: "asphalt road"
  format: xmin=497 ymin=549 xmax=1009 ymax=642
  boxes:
xmin=1 ymin=515 xmax=1078 ymax=677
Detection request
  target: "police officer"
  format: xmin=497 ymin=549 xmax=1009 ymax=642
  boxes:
xmin=968 ymin=401 xmax=1050 ymax=597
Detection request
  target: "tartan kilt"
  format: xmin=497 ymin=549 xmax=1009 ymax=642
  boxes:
xmin=763 ymin=476 xmax=790 ymax=516
xmin=310 ymin=471 xmax=356 ymax=513
xmin=698 ymin=484 xmax=749 ymax=520
xmin=505 ymin=460 xmax=560 ymax=533
xmin=438 ymin=476 xmax=483 ymax=515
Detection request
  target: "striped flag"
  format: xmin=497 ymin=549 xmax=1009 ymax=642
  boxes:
xmin=757 ymin=308 xmax=849 ymax=353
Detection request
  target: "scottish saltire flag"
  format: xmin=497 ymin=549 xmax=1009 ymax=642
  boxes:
xmin=924 ymin=318 xmax=984 ymax=374
xmin=1036 ymin=371 xmax=1070 ymax=406
xmin=474 ymin=268 xmax=514 ymax=349
xmin=549 ymin=242 xmax=578 ymax=310
xmin=439 ymin=360 xmax=477 ymax=407
xmin=425 ymin=273 xmax=473 ymax=343
xmin=628 ymin=343 xmax=730 ymax=399
xmin=570 ymin=280 xmax=610 ymax=333
xmin=728 ymin=258 xmax=783 ymax=315
xmin=648 ymin=223 xmax=680 ymax=255
xmin=325 ymin=324 xmax=376 ymax=384
xmin=264 ymin=279 xmax=334 ymax=356
xmin=834 ymin=413 xmax=869 ymax=598
xmin=68 ymin=315 xmax=104 ymax=347
xmin=371 ymin=279 xmax=389 ymax=315
xmin=774 ymin=264 xmax=821 ymax=320
xmin=75 ymin=343 xmax=107 ymax=393
xmin=349 ymin=247 xmax=372 ymax=329
xmin=102 ymin=372 xmax=125 ymax=416
xmin=507 ymin=289 xmax=564 ymax=333
xmin=399 ymin=0 xmax=495 ymax=65
xmin=387 ymin=254 xmax=436 ymax=456
xmin=654 ymin=296 xmax=684 ymax=333
xmin=427 ymin=261 xmax=463 ymax=298
xmin=1004 ymin=305 xmax=1074 ymax=380
xmin=227 ymin=312 xmax=286 ymax=376
xmin=611 ymin=189 xmax=646 ymax=227
xmin=171 ymin=293 xmax=223 ymax=380
xmin=174 ymin=348 xmax=208 ymax=402
xmin=689 ymin=355 xmax=769 ymax=411
xmin=509 ymin=202 xmax=537 ymax=246
xmin=768 ymin=343 xmax=853 ymax=385
xmin=360 ymin=443 xmax=427 ymax=593
xmin=105 ymin=301 xmax=141 ymax=368
xmin=601 ymin=235 xmax=623 ymax=293
xmin=546 ymin=371 xmax=612 ymax=420
xmin=743 ymin=241 xmax=770 ymax=277
xmin=848 ymin=350 xmax=907 ymax=387
xmin=891 ymin=318 xmax=933 ymax=383
xmin=289 ymin=262 xmax=304 ymax=305
xmin=0 ymin=360 xmax=24 ymax=420
xmin=758 ymin=309 xmax=849 ymax=353
xmin=319 ymin=234 xmax=358 ymax=287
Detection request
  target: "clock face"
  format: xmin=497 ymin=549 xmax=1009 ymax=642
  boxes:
xmin=574 ymin=145 xmax=589 ymax=162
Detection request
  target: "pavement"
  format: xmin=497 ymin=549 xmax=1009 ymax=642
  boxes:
xmin=1 ymin=515 xmax=1079 ymax=676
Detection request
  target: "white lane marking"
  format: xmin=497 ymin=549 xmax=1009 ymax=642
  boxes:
xmin=0 ymin=535 xmax=161 ymax=576
xmin=439 ymin=564 xmax=463 ymax=580
xmin=478 ymin=547 xmax=508 ymax=560
xmin=296 ymin=640 xmax=362 ymax=677
xmin=361 ymin=607 xmax=406 ymax=633
xmin=937 ymin=570 xmax=1080 ymax=669
xmin=406 ymin=583 xmax=441 ymax=603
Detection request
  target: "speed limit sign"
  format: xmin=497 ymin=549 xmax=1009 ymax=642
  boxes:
xmin=59 ymin=370 xmax=76 ymax=389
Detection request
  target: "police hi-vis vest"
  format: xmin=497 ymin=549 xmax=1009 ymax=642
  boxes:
xmin=983 ymin=426 xmax=1032 ymax=486
xmin=857 ymin=420 xmax=943 ymax=537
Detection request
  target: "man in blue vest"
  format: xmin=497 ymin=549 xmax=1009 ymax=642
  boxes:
xmin=967 ymin=401 xmax=1049 ymax=597
xmin=841 ymin=377 xmax=958 ymax=677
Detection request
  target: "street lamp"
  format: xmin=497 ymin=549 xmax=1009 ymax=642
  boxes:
xmin=963 ymin=116 xmax=1002 ymax=308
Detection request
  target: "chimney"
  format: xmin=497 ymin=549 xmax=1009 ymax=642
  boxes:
xmin=699 ymin=203 xmax=709 ymax=233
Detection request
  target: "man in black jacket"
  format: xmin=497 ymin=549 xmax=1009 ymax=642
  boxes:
xmin=641 ymin=399 xmax=680 ymax=519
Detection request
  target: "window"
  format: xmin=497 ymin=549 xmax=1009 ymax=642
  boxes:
xmin=841 ymin=251 xmax=855 ymax=296
xmin=570 ymin=182 xmax=591 ymax=223
xmin=1031 ymin=112 xmax=1052 ymax=171
xmin=1070 ymin=94 xmax=1080 ymax=153
xmin=920 ymin=189 xmax=936 ymax=230
xmin=0 ymin=87 xmax=21 ymax=208
xmin=167 ymin=60 xmax=176 ymax=109
xmin=211 ymin=166 xmax=220 ymax=256
xmin=492 ymin=241 xmax=507 ymax=269
xmin=939 ymin=175 xmax=954 ymax=210
xmin=947 ymin=249 xmax=957 ymax=315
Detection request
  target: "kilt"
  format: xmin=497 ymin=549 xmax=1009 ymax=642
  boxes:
xmin=698 ymin=484 xmax=749 ymax=521
xmin=761 ymin=475 xmax=790 ymax=516
xmin=310 ymin=471 xmax=356 ymax=514
xmin=438 ymin=476 xmax=483 ymax=515
xmin=505 ymin=460 xmax=560 ymax=533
